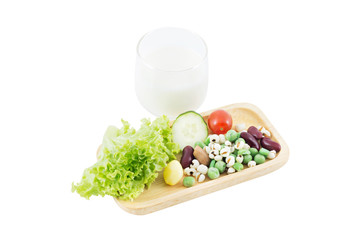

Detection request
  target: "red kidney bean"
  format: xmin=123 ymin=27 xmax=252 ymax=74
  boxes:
xmin=180 ymin=146 xmax=195 ymax=169
xmin=240 ymin=132 xmax=260 ymax=150
xmin=260 ymin=137 xmax=281 ymax=152
xmin=248 ymin=126 xmax=263 ymax=140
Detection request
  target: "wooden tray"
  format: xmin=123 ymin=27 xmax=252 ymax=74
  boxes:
xmin=97 ymin=103 xmax=289 ymax=215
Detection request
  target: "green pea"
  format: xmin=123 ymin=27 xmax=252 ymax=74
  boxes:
xmin=259 ymin=148 xmax=270 ymax=158
xmin=243 ymin=154 xmax=252 ymax=164
xmin=236 ymin=138 xmax=245 ymax=143
xmin=238 ymin=149 xmax=251 ymax=156
xmin=233 ymin=149 xmax=239 ymax=156
xmin=254 ymin=154 xmax=266 ymax=164
xmin=194 ymin=141 xmax=206 ymax=149
xmin=249 ymin=148 xmax=258 ymax=157
xmin=183 ymin=176 xmax=195 ymax=187
xmin=207 ymin=167 xmax=220 ymax=180
xmin=209 ymin=160 xmax=216 ymax=168
xmin=215 ymin=161 xmax=226 ymax=173
xmin=226 ymin=130 xmax=238 ymax=142
xmin=204 ymin=136 xmax=210 ymax=146
xmin=233 ymin=162 xmax=244 ymax=171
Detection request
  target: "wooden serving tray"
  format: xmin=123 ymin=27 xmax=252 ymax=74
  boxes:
xmin=97 ymin=103 xmax=289 ymax=215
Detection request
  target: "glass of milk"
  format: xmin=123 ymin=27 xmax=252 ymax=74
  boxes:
xmin=135 ymin=27 xmax=208 ymax=118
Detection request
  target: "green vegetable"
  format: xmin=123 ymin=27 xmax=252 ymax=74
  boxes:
xmin=238 ymin=149 xmax=251 ymax=156
xmin=215 ymin=161 xmax=226 ymax=173
xmin=72 ymin=116 xmax=180 ymax=200
xmin=237 ymin=132 xmax=241 ymax=138
xmin=194 ymin=141 xmax=206 ymax=149
xmin=259 ymin=148 xmax=270 ymax=158
xmin=254 ymin=154 xmax=266 ymax=164
xmin=183 ymin=176 xmax=195 ymax=187
xmin=236 ymin=138 xmax=245 ymax=143
xmin=209 ymin=160 xmax=216 ymax=168
xmin=204 ymin=136 xmax=210 ymax=146
xmin=233 ymin=149 xmax=239 ymax=156
xmin=233 ymin=162 xmax=244 ymax=171
xmin=249 ymin=148 xmax=258 ymax=157
xmin=172 ymin=111 xmax=208 ymax=150
xmin=208 ymin=167 xmax=220 ymax=180
xmin=225 ymin=130 xmax=238 ymax=142
xmin=243 ymin=154 xmax=252 ymax=164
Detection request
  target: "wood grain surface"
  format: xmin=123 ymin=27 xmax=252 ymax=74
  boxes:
xmin=97 ymin=103 xmax=289 ymax=215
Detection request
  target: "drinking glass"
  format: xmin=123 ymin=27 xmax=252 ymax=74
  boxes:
xmin=135 ymin=27 xmax=208 ymax=118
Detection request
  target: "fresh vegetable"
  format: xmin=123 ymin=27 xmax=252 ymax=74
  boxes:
xmin=254 ymin=154 xmax=266 ymax=165
xmin=163 ymin=160 xmax=184 ymax=185
xmin=259 ymin=148 xmax=270 ymax=157
xmin=208 ymin=110 xmax=233 ymax=134
xmin=249 ymin=148 xmax=258 ymax=157
xmin=72 ymin=116 xmax=180 ymax=200
xmin=183 ymin=176 xmax=196 ymax=187
xmin=238 ymin=149 xmax=250 ymax=156
xmin=215 ymin=161 xmax=226 ymax=173
xmin=243 ymin=154 xmax=252 ymax=165
xmin=194 ymin=141 xmax=206 ymax=149
xmin=225 ymin=130 xmax=238 ymax=142
xmin=233 ymin=162 xmax=244 ymax=171
xmin=207 ymin=167 xmax=220 ymax=179
xmin=172 ymin=111 xmax=208 ymax=150
xmin=204 ymin=136 xmax=210 ymax=146
xmin=177 ymin=115 xmax=282 ymax=185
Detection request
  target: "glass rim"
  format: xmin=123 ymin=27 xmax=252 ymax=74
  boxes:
xmin=136 ymin=27 xmax=208 ymax=72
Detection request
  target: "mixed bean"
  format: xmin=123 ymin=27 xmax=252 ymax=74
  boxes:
xmin=179 ymin=124 xmax=281 ymax=187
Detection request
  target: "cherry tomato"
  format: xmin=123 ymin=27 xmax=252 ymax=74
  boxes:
xmin=208 ymin=110 xmax=233 ymax=134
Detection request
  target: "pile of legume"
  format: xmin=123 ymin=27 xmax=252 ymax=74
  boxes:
xmin=179 ymin=124 xmax=281 ymax=187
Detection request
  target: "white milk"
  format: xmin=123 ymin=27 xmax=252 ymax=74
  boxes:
xmin=135 ymin=46 xmax=208 ymax=118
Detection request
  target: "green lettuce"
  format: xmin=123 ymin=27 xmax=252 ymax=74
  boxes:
xmin=72 ymin=115 xmax=180 ymax=200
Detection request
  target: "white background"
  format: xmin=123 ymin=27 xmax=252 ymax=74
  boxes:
xmin=1 ymin=0 xmax=359 ymax=239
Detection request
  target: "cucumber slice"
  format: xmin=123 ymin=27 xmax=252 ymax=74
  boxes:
xmin=172 ymin=111 xmax=208 ymax=150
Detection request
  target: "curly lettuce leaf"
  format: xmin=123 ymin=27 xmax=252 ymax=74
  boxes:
xmin=72 ymin=115 xmax=180 ymax=200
